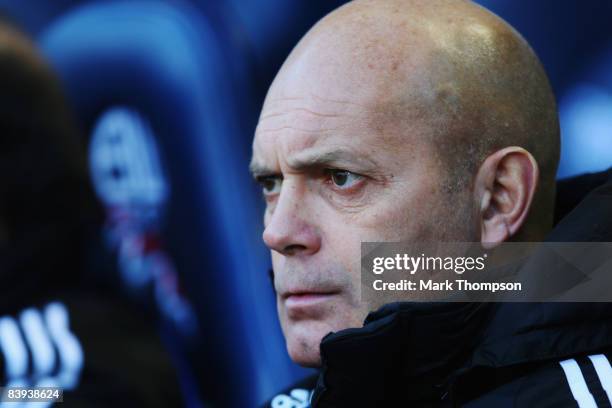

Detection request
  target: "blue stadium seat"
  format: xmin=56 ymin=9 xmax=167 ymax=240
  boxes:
xmin=39 ymin=1 xmax=308 ymax=406
xmin=558 ymin=45 xmax=612 ymax=178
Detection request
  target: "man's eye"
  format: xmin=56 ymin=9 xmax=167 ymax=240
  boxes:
xmin=326 ymin=169 xmax=363 ymax=189
xmin=257 ymin=176 xmax=282 ymax=196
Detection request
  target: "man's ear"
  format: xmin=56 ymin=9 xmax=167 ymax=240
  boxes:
xmin=474 ymin=146 xmax=539 ymax=249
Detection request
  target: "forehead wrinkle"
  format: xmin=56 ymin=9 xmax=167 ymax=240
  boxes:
xmin=260 ymin=94 xmax=363 ymax=121
xmin=298 ymin=93 xmax=370 ymax=109
xmin=285 ymin=145 xmax=380 ymax=173
xmin=260 ymin=107 xmax=354 ymax=122
xmin=256 ymin=125 xmax=348 ymax=137
xmin=256 ymin=103 xmax=356 ymax=136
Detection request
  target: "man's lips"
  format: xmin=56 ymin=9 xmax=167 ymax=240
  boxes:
xmin=282 ymin=290 xmax=341 ymax=309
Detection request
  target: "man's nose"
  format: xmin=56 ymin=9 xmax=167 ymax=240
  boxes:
xmin=262 ymin=185 xmax=321 ymax=256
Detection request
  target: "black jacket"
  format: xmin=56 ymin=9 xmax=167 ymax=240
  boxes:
xmin=268 ymin=168 xmax=612 ymax=408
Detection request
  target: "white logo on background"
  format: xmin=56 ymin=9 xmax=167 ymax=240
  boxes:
xmin=0 ymin=302 xmax=83 ymax=407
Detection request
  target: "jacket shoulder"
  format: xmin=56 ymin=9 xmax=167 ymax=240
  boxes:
xmin=462 ymin=351 xmax=612 ymax=408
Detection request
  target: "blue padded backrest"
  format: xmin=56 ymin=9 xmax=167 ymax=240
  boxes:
xmin=39 ymin=1 xmax=307 ymax=406
xmin=557 ymin=45 xmax=612 ymax=178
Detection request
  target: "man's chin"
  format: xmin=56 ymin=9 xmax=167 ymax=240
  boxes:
xmin=284 ymin=320 xmax=335 ymax=367
xmin=288 ymin=348 xmax=322 ymax=368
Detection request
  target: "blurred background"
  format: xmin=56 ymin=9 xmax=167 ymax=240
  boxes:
xmin=0 ymin=0 xmax=609 ymax=406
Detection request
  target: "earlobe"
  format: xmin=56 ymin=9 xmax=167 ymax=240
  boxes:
xmin=477 ymin=147 xmax=539 ymax=248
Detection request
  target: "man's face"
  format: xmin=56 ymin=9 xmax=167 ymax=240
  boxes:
xmin=251 ymin=34 xmax=474 ymax=367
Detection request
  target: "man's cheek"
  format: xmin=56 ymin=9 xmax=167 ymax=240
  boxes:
xmin=270 ymin=253 xmax=284 ymax=288
xmin=327 ymin=228 xmax=368 ymax=273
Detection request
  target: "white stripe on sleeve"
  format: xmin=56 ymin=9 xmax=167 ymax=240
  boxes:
xmin=589 ymin=354 xmax=612 ymax=405
xmin=559 ymin=358 xmax=598 ymax=408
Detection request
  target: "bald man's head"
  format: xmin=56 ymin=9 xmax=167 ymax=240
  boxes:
xmin=273 ymin=0 xmax=558 ymax=213
xmin=253 ymin=0 xmax=560 ymax=366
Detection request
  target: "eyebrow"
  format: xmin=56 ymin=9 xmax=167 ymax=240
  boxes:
xmin=249 ymin=159 xmax=274 ymax=178
xmin=249 ymin=148 xmax=379 ymax=178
